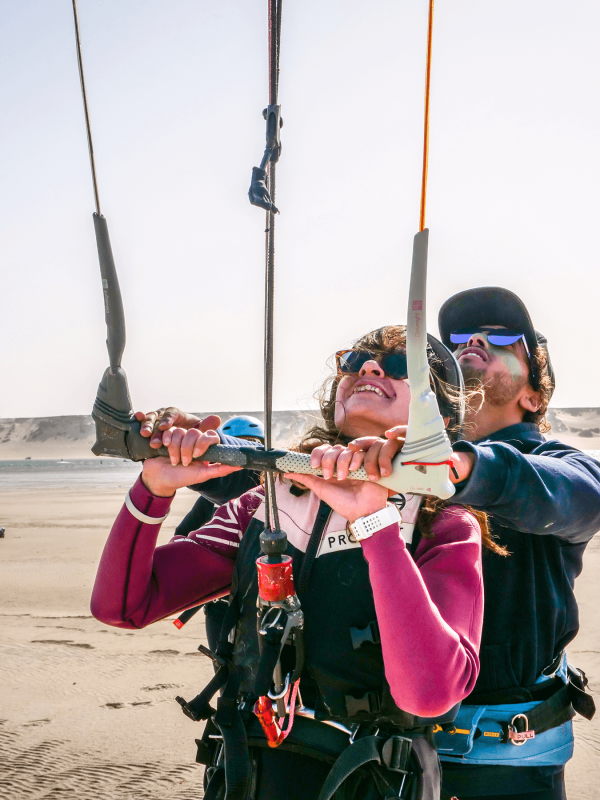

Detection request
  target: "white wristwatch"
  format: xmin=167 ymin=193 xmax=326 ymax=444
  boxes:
xmin=348 ymin=504 xmax=402 ymax=542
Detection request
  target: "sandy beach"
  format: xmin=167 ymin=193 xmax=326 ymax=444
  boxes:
xmin=1 ymin=475 xmax=599 ymax=799
xmin=1 ymin=483 xmax=215 ymax=800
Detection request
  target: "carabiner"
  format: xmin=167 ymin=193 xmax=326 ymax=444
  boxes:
xmin=508 ymin=713 xmax=535 ymax=745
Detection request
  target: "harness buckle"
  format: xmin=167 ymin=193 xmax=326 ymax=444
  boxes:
xmin=345 ymin=691 xmax=382 ymax=717
xmin=381 ymin=735 xmax=413 ymax=773
xmin=508 ymin=713 xmax=535 ymax=745
xmin=349 ymin=620 xmax=381 ymax=650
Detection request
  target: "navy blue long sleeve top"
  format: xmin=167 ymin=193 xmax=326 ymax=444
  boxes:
xmin=441 ymin=423 xmax=600 ymax=795
xmin=449 ymin=423 xmax=600 ymax=694
xmin=182 ymin=422 xmax=600 ymax=795
xmin=186 ymin=431 xmax=261 ymax=504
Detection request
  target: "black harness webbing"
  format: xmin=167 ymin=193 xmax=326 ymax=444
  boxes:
xmin=317 ymin=735 xmax=400 ymax=800
xmin=297 ymin=500 xmax=334 ymax=597
xmin=253 ymin=611 xmax=291 ymax=698
xmin=497 ymin=667 xmax=594 ymax=743
xmin=408 ymin=524 xmax=423 ymax=558
xmin=317 ymin=733 xmax=441 ymax=800
xmin=194 ymin=500 xmax=332 ymax=799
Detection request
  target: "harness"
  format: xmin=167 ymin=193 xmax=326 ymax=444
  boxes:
xmin=435 ymin=652 xmax=595 ymax=768
xmin=178 ymin=492 xmax=450 ymax=800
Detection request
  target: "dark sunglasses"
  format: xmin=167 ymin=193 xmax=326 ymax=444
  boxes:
xmin=450 ymin=328 xmax=528 ymax=351
xmin=335 ymin=350 xmax=408 ymax=380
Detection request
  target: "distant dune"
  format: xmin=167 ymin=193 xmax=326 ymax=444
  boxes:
xmin=1 ymin=408 xmax=599 ymax=460
xmin=0 ymin=411 xmax=321 ymax=460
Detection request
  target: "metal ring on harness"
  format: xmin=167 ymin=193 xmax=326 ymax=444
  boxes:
xmin=508 ymin=713 xmax=535 ymax=746
xmin=268 ymin=672 xmax=290 ymax=700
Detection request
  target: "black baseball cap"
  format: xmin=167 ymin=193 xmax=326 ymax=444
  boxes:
xmin=438 ymin=287 xmax=555 ymax=393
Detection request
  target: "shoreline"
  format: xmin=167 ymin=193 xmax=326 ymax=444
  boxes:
xmin=2 ymin=408 xmax=600 ymax=461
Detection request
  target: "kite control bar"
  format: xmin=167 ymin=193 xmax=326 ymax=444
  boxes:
xmin=91 ymin=224 xmax=455 ymax=499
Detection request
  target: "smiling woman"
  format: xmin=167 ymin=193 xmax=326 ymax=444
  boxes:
xmin=301 ymin=324 xmax=465 ymax=455
xmin=90 ymin=320 xmax=491 ymax=800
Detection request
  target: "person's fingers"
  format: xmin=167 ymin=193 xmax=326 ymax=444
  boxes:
xmin=138 ymin=410 xmax=159 ymax=440
xmin=155 ymin=408 xmax=215 ymax=432
xmin=141 ymin=458 xmax=242 ymax=496
xmin=167 ymin=428 xmax=186 ymax=466
xmin=378 ymin=437 xmax=402 ymax=477
xmin=349 ymin=450 xmax=366 ymax=473
xmin=284 ymin=473 xmax=322 ymax=494
xmin=363 ymin=440 xmax=385 ymax=481
xmin=310 ymin=444 xmax=332 ymax=470
xmin=385 ymin=425 xmax=408 ymax=441
xmin=347 ymin=436 xmax=381 ymax=452
xmin=195 ymin=463 xmax=242 ymax=481
xmin=320 ymin=445 xmax=345 ymax=480
xmin=335 ymin=448 xmax=355 ymax=481
xmin=197 ymin=414 xmax=222 ymax=433
xmin=450 ymin=451 xmax=475 ymax=483
xmin=157 ymin=406 xmax=181 ymax=431
xmin=180 ymin=429 xmax=202 ymax=467
xmin=191 ymin=430 xmax=220 ymax=459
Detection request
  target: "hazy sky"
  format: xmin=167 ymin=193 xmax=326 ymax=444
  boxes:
xmin=2 ymin=0 xmax=599 ymax=418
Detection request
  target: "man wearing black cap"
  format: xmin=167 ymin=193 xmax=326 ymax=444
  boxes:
xmin=436 ymin=287 xmax=600 ymax=800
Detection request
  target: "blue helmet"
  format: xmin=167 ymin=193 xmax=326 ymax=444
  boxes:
xmin=220 ymin=415 xmax=265 ymax=441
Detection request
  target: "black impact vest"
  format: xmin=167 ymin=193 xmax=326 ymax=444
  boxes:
xmin=227 ymin=503 xmax=458 ymax=731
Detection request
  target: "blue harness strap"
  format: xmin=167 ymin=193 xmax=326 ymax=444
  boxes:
xmin=435 ymin=655 xmax=595 ymax=767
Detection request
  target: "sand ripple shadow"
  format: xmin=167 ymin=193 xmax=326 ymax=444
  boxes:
xmin=0 ymin=720 xmax=204 ymax=800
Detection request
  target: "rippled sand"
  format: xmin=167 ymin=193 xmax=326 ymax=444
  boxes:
xmin=1 ymin=485 xmax=598 ymax=799
xmin=0 ymin=486 xmax=214 ymax=800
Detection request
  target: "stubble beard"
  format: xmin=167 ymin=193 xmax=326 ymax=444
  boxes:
xmin=462 ymin=365 xmax=527 ymax=408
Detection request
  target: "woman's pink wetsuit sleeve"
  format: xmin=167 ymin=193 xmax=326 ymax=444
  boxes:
xmin=361 ymin=506 xmax=483 ymax=718
xmin=92 ymin=479 xmax=482 ymax=719
xmin=90 ymin=477 xmax=261 ymax=628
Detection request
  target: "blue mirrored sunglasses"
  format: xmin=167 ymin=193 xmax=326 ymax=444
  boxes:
xmin=450 ymin=328 xmax=526 ymax=348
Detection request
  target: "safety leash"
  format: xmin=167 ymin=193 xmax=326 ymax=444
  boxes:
xmin=247 ymin=0 xmax=306 ymax=750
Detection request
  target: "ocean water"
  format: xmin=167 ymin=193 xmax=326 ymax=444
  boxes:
xmin=1 ymin=451 xmax=599 ymax=490
xmin=0 ymin=458 xmax=143 ymax=489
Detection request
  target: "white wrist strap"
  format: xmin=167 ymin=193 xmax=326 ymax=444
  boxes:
xmin=125 ymin=490 xmax=170 ymax=525
xmin=348 ymin=504 xmax=402 ymax=542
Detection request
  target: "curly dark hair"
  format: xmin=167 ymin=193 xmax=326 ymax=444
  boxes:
xmin=524 ymin=345 xmax=553 ymax=434
xmin=295 ymin=325 xmax=507 ymax=557
xmin=300 ymin=325 xmax=465 ymax=449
